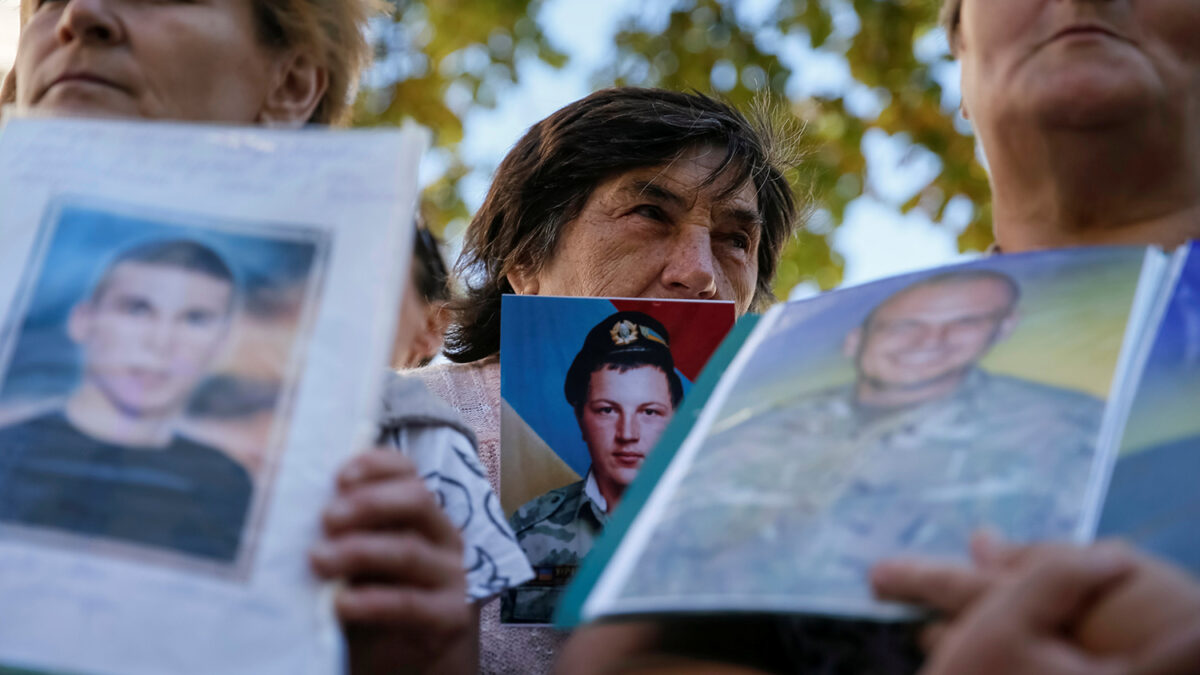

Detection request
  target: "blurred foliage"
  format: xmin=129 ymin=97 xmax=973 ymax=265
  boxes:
xmin=357 ymin=0 xmax=992 ymax=298
xmin=353 ymin=0 xmax=566 ymax=237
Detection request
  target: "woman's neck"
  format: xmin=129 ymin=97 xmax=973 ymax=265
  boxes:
xmin=986 ymin=113 xmax=1200 ymax=252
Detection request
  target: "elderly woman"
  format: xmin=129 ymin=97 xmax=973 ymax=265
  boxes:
xmin=870 ymin=1 xmax=1200 ymax=672
xmin=412 ymin=87 xmax=800 ymax=671
xmin=2 ymin=1 xmax=521 ymax=673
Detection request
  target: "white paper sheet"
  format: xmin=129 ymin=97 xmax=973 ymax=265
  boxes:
xmin=0 ymin=117 xmax=426 ymax=675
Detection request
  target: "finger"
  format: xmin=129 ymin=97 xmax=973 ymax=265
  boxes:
xmin=336 ymin=449 xmax=419 ymax=490
xmin=310 ymin=532 xmax=464 ymax=588
xmin=335 ymin=585 xmax=471 ymax=634
xmin=870 ymin=559 xmax=991 ymax=615
xmin=995 ymin=545 xmax=1134 ymax=632
xmin=1126 ymin=618 xmax=1200 ymax=675
xmin=918 ymin=621 xmax=950 ymax=653
xmin=323 ymin=477 xmax=460 ymax=549
xmin=1025 ymin=642 xmax=1127 ymax=675
xmin=969 ymin=530 xmax=1011 ymax=571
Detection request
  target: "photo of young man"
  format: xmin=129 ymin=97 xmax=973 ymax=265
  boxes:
xmin=0 ymin=238 xmax=252 ymax=563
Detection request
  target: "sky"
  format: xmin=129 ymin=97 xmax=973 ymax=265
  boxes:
xmin=0 ymin=1 xmax=16 ymax=74
xmin=0 ymin=0 xmax=972 ymax=293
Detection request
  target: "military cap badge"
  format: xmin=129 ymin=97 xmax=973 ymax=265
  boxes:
xmin=611 ymin=320 xmax=639 ymax=345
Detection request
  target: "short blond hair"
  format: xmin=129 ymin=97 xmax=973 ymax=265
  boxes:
xmin=14 ymin=0 xmax=381 ymax=125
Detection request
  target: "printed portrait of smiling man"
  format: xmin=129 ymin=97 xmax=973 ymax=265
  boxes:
xmin=0 ymin=238 xmax=252 ymax=564
xmin=623 ymin=268 xmax=1108 ymax=602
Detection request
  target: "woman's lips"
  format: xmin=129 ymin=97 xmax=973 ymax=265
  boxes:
xmin=45 ymin=72 xmax=126 ymax=97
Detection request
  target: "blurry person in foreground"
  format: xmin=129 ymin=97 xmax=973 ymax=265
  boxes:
xmin=2 ymin=0 xmax=530 ymax=671
xmin=868 ymin=0 xmax=1200 ymax=673
xmin=562 ymin=0 xmax=1200 ymax=671
xmin=0 ymin=239 xmax=250 ymax=562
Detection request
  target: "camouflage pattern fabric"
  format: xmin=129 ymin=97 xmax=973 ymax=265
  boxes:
xmin=619 ymin=369 xmax=1104 ymax=609
xmin=503 ymin=479 xmax=608 ymax=623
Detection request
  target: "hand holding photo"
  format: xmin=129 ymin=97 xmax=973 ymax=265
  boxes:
xmin=564 ymin=246 xmax=1163 ymax=624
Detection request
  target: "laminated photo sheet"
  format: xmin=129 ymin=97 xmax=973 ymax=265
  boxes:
xmin=0 ymin=117 xmax=425 ymax=675
xmin=583 ymin=247 xmax=1163 ymax=622
xmin=1099 ymin=241 xmax=1200 ymax=573
xmin=498 ymin=295 xmax=736 ymax=625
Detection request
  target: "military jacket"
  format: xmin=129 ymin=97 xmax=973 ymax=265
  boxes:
xmin=620 ymin=370 xmax=1105 ymax=606
xmin=502 ymin=479 xmax=609 ymax=623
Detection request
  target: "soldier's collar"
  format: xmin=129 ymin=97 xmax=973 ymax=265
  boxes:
xmin=583 ymin=470 xmax=609 ymax=514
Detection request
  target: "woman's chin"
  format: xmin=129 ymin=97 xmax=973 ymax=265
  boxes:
xmin=1026 ymin=68 xmax=1161 ymax=130
xmin=28 ymin=93 xmax=146 ymax=122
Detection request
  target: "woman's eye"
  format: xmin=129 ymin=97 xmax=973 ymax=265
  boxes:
xmin=632 ymin=204 xmax=667 ymax=222
xmin=730 ymin=235 xmax=750 ymax=250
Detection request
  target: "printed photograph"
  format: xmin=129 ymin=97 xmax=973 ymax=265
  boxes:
xmin=499 ymin=295 xmax=735 ymax=623
xmin=612 ymin=247 xmax=1147 ymax=617
xmin=0 ymin=200 xmax=328 ymax=574
xmin=1099 ymin=243 xmax=1200 ymax=575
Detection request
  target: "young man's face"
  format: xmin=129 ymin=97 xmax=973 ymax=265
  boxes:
xmin=69 ymin=261 xmax=233 ymax=418
xmin=579 ymin=364 xmax=675 ymax=495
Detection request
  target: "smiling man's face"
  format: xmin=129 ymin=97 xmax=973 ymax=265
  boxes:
xmin=68 ymin=261 xmax=233 ymax=418
xmin=851 ymin=278 xmax=1015 ymax=397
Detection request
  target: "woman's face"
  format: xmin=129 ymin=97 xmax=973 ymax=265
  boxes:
xmin=510 ymin=145 xmax=762 ymax=316
xmin=958 ymin=0 xmax=1200 ymax=130
xmin=15 ymin=0 xmax=285 ymax=122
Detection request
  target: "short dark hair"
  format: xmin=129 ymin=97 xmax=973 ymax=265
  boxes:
xmin=864 ymin=268 xmax=1020 ymax=331
xmin=412 ymin=225 xmax=451 ymax=305
xmin=444 ymin=88 xmax=801 ymax=363
xmin=93 ymin=239 xmax=236 ymax=308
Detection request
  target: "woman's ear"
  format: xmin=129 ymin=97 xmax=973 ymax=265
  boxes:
xmin=259 ymin=50 xmax=327 ymax=127
xmin=506 ymin=266 xmax=540 ymax=296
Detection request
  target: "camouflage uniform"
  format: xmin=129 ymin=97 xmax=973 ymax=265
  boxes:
xmin=503 ymin=476 xmax=609 ymax=623
xmin=620 ymin=370 xmax=1104 ymax=610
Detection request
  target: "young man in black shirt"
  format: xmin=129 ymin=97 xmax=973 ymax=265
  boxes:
xmin=0 ymin=239 xmax=251 ymax=563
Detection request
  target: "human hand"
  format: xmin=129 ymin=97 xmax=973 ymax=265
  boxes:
xmin=871 ymin=536 xmax=1200 ymax=675
xmin=310 ymin=450 xmax=473 ymax=674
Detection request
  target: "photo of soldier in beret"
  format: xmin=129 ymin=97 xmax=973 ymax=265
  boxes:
xmin=498 ymin=297 xmax=735 ymax=624
xmin=505 ymin=312 xmax=682 ymax=623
